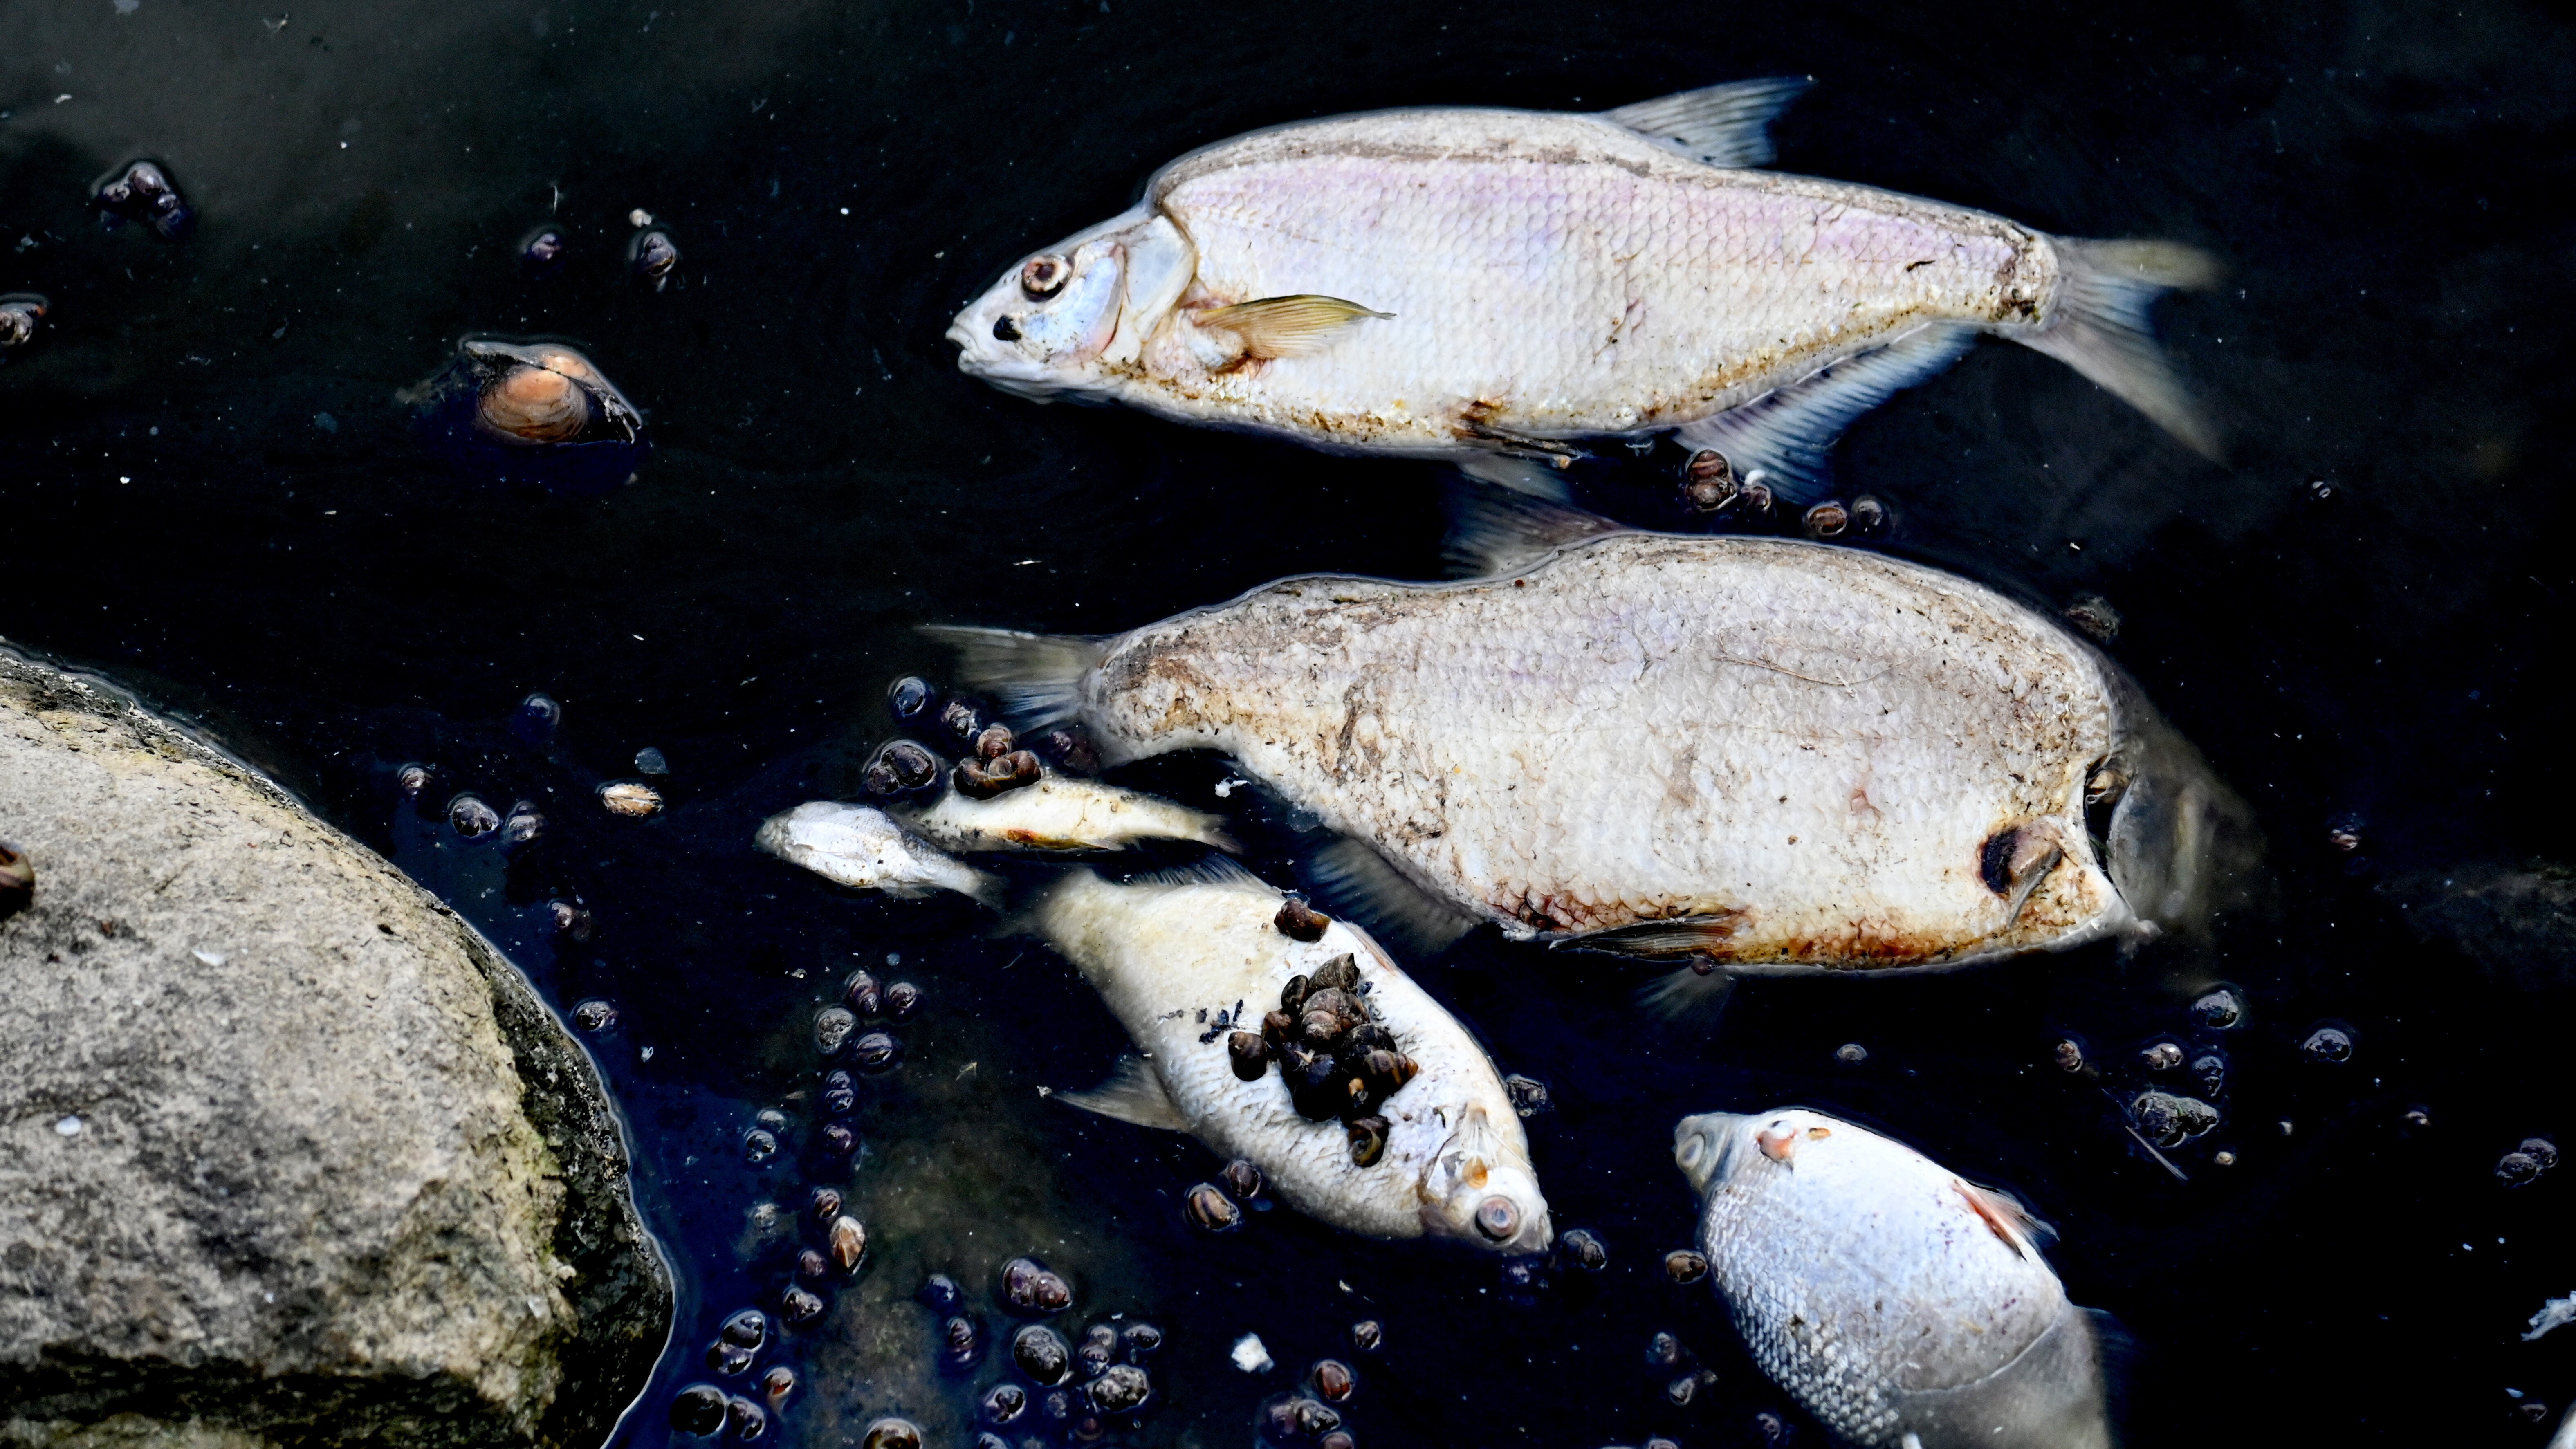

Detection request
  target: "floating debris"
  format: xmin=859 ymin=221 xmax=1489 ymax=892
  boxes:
xmin=635 ymin=746 xmax=670 ymax=774
xmin=2526 ymin=1292 xmax=2576 ymax=1341
xmin=598 ymin=780 xmax=664 ymax=818
xmin=899 ymin=772 xmax=1237 ymax=852
xmin=0 ymin=294 xmax=46 ymax=359
xmin=406 ymin=338 xmax=646 ymax=493
xmin=2064 ymin=593 xmax=2122 ymax=642
xmin=1232 ymin=1332 xmax=1275 ymax=1373
xmin=92 ymin=159 xmax=192 ymax=239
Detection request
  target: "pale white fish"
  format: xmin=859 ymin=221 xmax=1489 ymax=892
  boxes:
xmin=932 ymin=490 xmax=2257 ymax=974
xmin=1674 ymin=1108 xmax=2115 ymax=1449
xmin=1030 ymin=861 xmax=1550 ymax=1253
xmin=949 ymin=77 xmax=2219 ymax=499
xmin=754 ymin=801 xmax=1002 ymax=906
xmin=894 ymin=774 xmax=1238 ymax=855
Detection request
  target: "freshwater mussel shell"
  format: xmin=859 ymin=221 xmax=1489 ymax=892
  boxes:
xmin=411 ymin=337 xmax=647 ymax=493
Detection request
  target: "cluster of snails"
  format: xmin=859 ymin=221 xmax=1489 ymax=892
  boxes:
xmin=91 ymin=159 xmax=193 ymax=240
xmin=913 ymin=1258 xmax=1165 ymax=1446
xmin=1218 ymin=899 xmax=1421 ymax=1167
xmin=1254 ymin=1357 xmax=1367 ymax=1449
xmin=863 ymin=674 xmax=1098 ymax=805
xmin=1676 ymin=448 xmax=1889 ymax=541
xmin=2051 ymin=984 xmax=2246 ymax=1166
xmin=667 ymin=1307 xmax=799 ymax=1441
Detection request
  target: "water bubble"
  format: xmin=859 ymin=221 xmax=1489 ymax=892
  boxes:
xmin=1833 ymin=1042 xmax=1867 ymax=1065
xmin=1000 ymin=1257 xmax=1073 ymax=1316
xmin=981 ymin=1383 xmax=1029 ymax=1426
xmin=884 ymin=981 xmax=922 ymax=1020
xmin=859 ymin=1419 xmax=922 ymax=1449
xmin=1848 ymin=495 xmax=1889 ymax=534
xmin=851 ymin=1031 xmax=900 ymax=1072
xmin=1013 ymin=1324 xmax=1071 ymax=1384
xmin=1680 ymin=449 xmax=1737 ymax=511
xmin=742 ymin=1130 xmax=779 ymax=1165
xmin=813 ymin=1007 xmax=858 ymax=1056
xmin=447 ymin=794 xmax=500 ymax=839
xmin=395 ymin=763 xmax=433 ymax=798
xmin=635 ymin=746 xmax=670 ymax=774
xmin=1348 ymin=1320 xmax=1382 ymax=1354
xmin=797 ymin=1248 xmax=828 ymax=1280
xmin=1318 ymin=1433 xmax=1355 ymax=1449
xmin=778 ymin=1286 xmax=824 ymax=1326
xmin=2130 ymin=1091 xmax=2220 ymax=1147
xmin=500 ymin=800 xmax=546 ymax=853
xmin=598 ymin=780 xmax=664 ymax=818
xmin=705 ymin=1340 xmax=754 ymax=1375
xmin=916 ymin=1273 xmax=963 ymax=1313
xmin=1645 ymin=1331 xmax=1685 ymax=1369
xmin=1088 ymin=1362 xmax=1151 ymax=1413
xmin=510 ymin=692 xmax=561 ymax=744
xmin=887 ymin=676 xmax=936 ymax=722
xmin=2300 ymin=1023 xmax=2356 ymax=1064
xmin=1666 ymin=1373 xmax=1700 ymax=1406
xmin=669 ymin=1384 xmax=729 ymax=1436
xmin=571 ymin=999 xmax=617 ymax=1032
xmin=860 ymin=740 xmax=943 ymax=800
xmin=631 ymin=228 xmax=681 ymax=289
xmin=1663 ymin=1249 xmax=1709 ymax=1285
xmin=2523 ymin=1137 xmax=2560 ymax=1170
xmin=1556 ymin=1228 xmax=1608 ymax=1271
xmin=2498 ymin=1151 xmax=2543 ymax=1187
xmin=1075 ymin=1323 xmax=1117 ymax=1377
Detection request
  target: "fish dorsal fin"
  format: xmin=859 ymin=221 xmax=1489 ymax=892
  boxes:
xmin=1439 ymin=479 xmax=1629 ymax=578
xmin=1193 ymin=295 xmax=1392 ymax=360
xmin=1602 ymin=76 xmax=1813 ymax=168
xmin=1668 ymin=321 xmax=1975 ymax=503
xmin=1055 ymin=1054 xmax=1190 ymax=1132
xmin=1297 ymin=836 xmax=1478 ymax=957
xmin=1953 ymin=1178 xmax=2057 ymax=1259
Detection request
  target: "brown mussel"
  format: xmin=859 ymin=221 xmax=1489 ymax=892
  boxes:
xmin=1310 ymin=1359 xmax=1356 ymax=1402
xmin=955 ymin=749 xmax=1042 ymax=799
xmin=829 ymin=1214 xmax=867 ymax=1271
xmin=597 ymin=780 xmax=665 ymax=817
xmin=409 ymin=338 xmax=646 ymax=493
xmin=760 ymin=1366 xmax=795 ymax=1404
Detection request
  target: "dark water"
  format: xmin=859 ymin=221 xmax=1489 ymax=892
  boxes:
xmin=7 ymin=0 xmax=2576 ymax=1443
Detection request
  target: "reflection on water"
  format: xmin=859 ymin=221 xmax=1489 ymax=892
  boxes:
xmin=7 ymin=0 xmax=2576 ymax=1442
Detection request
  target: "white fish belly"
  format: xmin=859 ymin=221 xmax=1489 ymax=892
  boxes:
xmin=898 ymin=776 xmax=1231 ymax=853
xmin=1032 ymin=871 xmax=1531 ymax=1239
xmin=1133 ymin=111 xmax=2044 ymax=448
xmin=1079 ymin=535 xmax=2124 ymax=967
xmin=1696 ymin=1119 xmax=2076 ymax=1446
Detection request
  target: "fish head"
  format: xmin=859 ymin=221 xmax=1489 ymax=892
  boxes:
xmin=1676 ymin=1108 xmax=1843 ymax=1195
xmin=949 ymin=211 xmax=1194 ymax=399
xmin=1416 ymin=1104 xmax=1553 ymax=1254
xmin=2092 ymin=702 xmax=2269 ymax=940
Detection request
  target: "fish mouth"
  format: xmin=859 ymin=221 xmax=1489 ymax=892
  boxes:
xmin=2093 ymin=693 xmax=2266 ymax=939
xmin=1674 ymin=1111 xmax=1747 ymax=1193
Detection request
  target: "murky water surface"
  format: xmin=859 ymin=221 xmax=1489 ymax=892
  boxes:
xmin=8 ymin=0 xmax=2576 ymax=1443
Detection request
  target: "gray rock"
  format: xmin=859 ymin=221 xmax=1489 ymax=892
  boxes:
xmin=0 ymin=647 xmax=670 ymax=1448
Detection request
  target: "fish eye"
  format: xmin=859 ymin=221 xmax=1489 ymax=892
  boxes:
xmin=1020 ymin=254 xmax=1070 ymax=298
xmin=1473 ymin=1196 xmax=1521 ymax=1241
xmin=1677 ymin=1135 xmax=1706 ymax=1171
xmin=992 ymin=316 xmax=1022 ymax=342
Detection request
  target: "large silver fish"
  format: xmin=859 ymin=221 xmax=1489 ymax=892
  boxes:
xmin=949 ymin=78 xmax=2217 ymax=495
xmin=1674 ymin=1108 xmax=2114 ymax=1449
xmin=1031 ymin=862 xmax=1551 ymax=1253
xmin=936 ymin=496 xmax=2253 ymax=973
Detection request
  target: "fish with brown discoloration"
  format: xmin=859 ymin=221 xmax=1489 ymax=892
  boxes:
xmin=931 ymin=493 xmax=2257 ymax=975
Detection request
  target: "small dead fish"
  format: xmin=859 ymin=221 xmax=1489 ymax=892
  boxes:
xmin=934 ymin=490 xmax=2256 ymax=974
xmin=950 ymin=78 xmax=2217 ymax=495
xmin=1031 ymin=860 xmax=1549 ymax=1252
xmin=755 ymin=801 xmax=1002 ymax=906
xmin=895 ymin=774 xmax=1238 ymax=855
xmin=1675 ymin=1108 xmax=2114 ymax=1449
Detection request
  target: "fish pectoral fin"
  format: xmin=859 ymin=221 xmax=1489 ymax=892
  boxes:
xmin=1953 ymin=1178 xmax=2058 ymax=1258
xmin=1560 ymin=912 xmax=1748 ymax=960
xmin=1979 ymin=819 xmax=2068 ymax=925
xmin=1668 ymin=322 xmax=1975 ymax=503
xmin=1456 ymin=412 xmax=1589 ymax=462
xmin=1191 ymin=294 xmax=1391 ymax=360
xmin=1297 ymin=837 xmax=1479 ymax=958
xmin=1601 ymin=75 xmax=1813 ymax=168
xmin=1439 ymin=476 xmax=1630 ymax=577
xmin=1054 ymin=1055 xmax=1191 ymax=1132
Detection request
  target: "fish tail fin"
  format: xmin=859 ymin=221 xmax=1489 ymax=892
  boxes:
xmin=1636 ymin=962 xmax=1738 ymax=1022
xmin=921 ymin=626 xmax=1107 ymax=728
xmin=2017 ymin=237 xmax=2225 ymax=462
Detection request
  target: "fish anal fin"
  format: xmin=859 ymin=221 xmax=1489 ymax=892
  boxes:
xmin=1193 ymin=294 xmax=1391 ymax=360
xmin=1439 ymin=477 xmax=1629 ymax=577
xmin=1602 ymin=76 xmax=1814 ymax=168
xmin=1669 ymin=323 xmax=1974 ymax=504
xmin=1562 ymin=912 xmax=1748 ymax=960
xmin=1055 ymin=1054 xmax=1190 ymax=1132
xmin=1954 ymin=1178 xmax=2056 ymax=1259
xmin=1298 ymin=837 xmax=1477 ymax=958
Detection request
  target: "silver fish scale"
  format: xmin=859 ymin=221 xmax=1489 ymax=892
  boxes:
xmin=1689 ymin=1111 xmax=2076 ymax=1447
xmin=1136 ymin=111 xmax=2046 ymax=446
xmin=1080 ymin=534 xmax=2125 ymax=967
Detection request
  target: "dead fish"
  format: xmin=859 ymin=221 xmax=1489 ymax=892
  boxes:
xmin=933 ymin=490 xmax=2255 ymax=974
xmin=949 ymin=78 xmax=2218 ymax=495
xmin=1675 ymin=1108 xmax=2114 ymax=1449
xmin=895 ymin=774 xmax=1239 ymax=855
xmin=1030 ymin=860 xmax=1550 ymax=1252
xmin=755 ymin=801 xmax=1002 ymax=906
